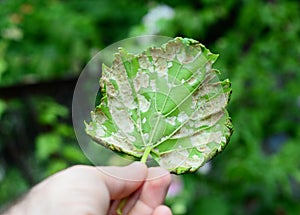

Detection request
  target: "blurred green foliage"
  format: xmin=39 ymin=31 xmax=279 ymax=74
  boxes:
xmin=0 ymin=0 xmax=147 ymax=86
xmin=1 ymin=0 xmax=300 ymax=214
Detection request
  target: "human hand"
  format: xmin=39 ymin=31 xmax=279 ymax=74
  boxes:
xmin=4 ymin=162 xmax=172 ymax=215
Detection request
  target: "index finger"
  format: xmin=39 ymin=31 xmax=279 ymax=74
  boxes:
xmin=127 ymin=167 xmax=172 ymax=215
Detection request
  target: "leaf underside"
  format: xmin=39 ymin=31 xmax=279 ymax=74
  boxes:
xmin=85 ymin=37 xmax=232 ymax=174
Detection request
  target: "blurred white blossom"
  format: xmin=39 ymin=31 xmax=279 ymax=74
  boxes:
xmin=197 ymin=161 xmax=211 ymax=174
xmin=2 ymin=27 xmax=23 ymax=41
xmin=0 ymin=163 xmax=5 ymax=182
xmin=167 ymin=175 xmax=183 ymax=198
xmin=142 ymin=4 xmax=175 ymax=35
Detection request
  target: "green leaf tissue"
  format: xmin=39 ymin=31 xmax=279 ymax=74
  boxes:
xmin=85 ymin=37 xmax=232 ymax=174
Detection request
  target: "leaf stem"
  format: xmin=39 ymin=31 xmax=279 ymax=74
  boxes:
xmin=115 ymin=146 xmax=151 ymax=214
xmin=140 ymin=146 xmax=151 ymax=163
xmin=116 ymin=199 xmax=127 ymax=215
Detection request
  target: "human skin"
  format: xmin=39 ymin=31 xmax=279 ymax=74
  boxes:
xmin=3 ymin=162 xmax=172 ymax=215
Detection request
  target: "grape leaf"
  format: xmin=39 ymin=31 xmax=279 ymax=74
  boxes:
xmin=85 ymin=37 xmax=232 ymax=174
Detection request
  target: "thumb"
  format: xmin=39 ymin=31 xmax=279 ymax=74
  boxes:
xmin=98 ymin=162 xmax=147 ymax=199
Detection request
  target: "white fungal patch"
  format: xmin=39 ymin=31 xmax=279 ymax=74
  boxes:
xmin=158 ymin=136 xmax=168 ymax=143
xmin=199 ymin=84 xmax=216 ymax=97
xmin=110 ymin=107 xmax=134 ymax=133
xmin=182 ymin=50 xmax=197 ymax=63
xmin=193 ymin=111 xmax=223 ymax=128
xmin=172 ymin=127 xmax=195 ymax=139
xmin=137 ymin=94 xmax=150 ymax=112
xmin=138 ymin=55 xmax=151 ymax=69
xmin=220 ymin=136 xmax=226 ymax=144
xmin=190 ymin=131 xmax=223 ymax=153
xmin=167 ymin=82 xmax=174 ymax=88
xmin=150 ymin=47 xmax=164 ymax=59
xmin=205 ymin=62 xmax=212 ymax=71
xmin=192 ymin=155 xmax=198 ymax=159
xmin=187 ymin=76 xmax=198 ymax=86
xmin=104 ymin=130 xmax=136 ymax=152
xmin=195 ymin=96 xmax=226 ymax=119
xmin=157 ymin=66 xmax=168 ymax=78
xmin=142 ymin=117 xmax=146 ymax=124
xmin=143 ymin=133 xmax=149 ymax=142
xmin=160 ymin=149 xmax=189 ymax=169
xmin=113 ymin=111 xmax=134 ymax=133
xmin=134 ymin=71 xmax=149 ymax=92
xmin=91 ymin=111 xmax=106 ymax=124
xmin=127 ymin=135 xmax=136 ymax=142
xmin=148 ymin=65 xmax=155 ymax=73
xmin=185 ymin=154 xmax=204 ymax=167
xmin=186 ymin=120 xmax=195 ymax=128
xmin=159 ymin=148 xmax=205 ymax=172
xmin=118 ymin=83 xmax=137 ymax=110
xmin=165 ymin=116 xmax=176 ymax=126
xmin=106 ymin=81 xmax=118 ymax=97
xmin=155 ymin=58 xmax=168 ymax=78
xmin=190 ymin=131 xmax=209 ymax=145
xmin=190 ymin=104 xmax=206 ymax=120
xmin=95 ymin=127 xmax=105 ymax=137
xmin=209 ymin=94 xmax=227 ymax=111
xmin=177 ymin=112 xmax=188 ymax=123
xmin=150 ymin=80 xmax=156 ymax=91
xmin=191 ymin=97 xmax=198 ymax=110
xmin=176 ymin=48 xmax=187 ymax=64
xmin=165 ymin=42 xmax=181 ymax=61
xmin=210 ymin=131 xmax=224 ymax=143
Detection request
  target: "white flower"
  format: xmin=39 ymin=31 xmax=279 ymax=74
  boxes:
xmin=143 ymin=4 xmax=175 ymax=34
xmin=2 ymin=27 xmax=23 ymax=41
xmin=197 ymin=161 xmax=211 ymax=174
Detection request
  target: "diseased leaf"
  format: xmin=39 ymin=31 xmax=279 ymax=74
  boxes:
xmin=85 ymin=37 xmax=232 ymax=174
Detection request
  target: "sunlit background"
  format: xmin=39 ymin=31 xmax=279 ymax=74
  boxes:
xmin=1 ymin=0 xmax=300 ymax=214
